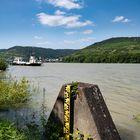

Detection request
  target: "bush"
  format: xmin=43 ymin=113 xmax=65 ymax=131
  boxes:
xmin=0 ymin=77 xmax=30 ymax=108
xmin=0 ymin=59 xmax=7 ymax=71
xmin=0 ymin=119 xmax=28 ymax=140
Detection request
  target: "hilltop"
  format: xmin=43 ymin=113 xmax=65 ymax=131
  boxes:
xmin=63 ymin=37 xmax=140 ymax=63
xmin=0 ymin=46 xmax=77 ymax=60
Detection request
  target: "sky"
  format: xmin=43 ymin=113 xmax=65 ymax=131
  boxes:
xmin=0 ymin=0 xmax=140 ymax=49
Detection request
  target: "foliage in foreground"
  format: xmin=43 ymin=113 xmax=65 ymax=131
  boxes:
xmin=0 ymin=112 xmax=47 ymax=140
xmin=0 ymin=58 xmax=7 ymax=71
xmin=45 ymin=120 xmax=64 ymax=140
xmin=0 ymin=83 xmax=48 ymax=140
xmin=0 ymin=119 xmax=28 ymax=140
xmin=0 ymin=77 xmax=30 ymax=107
xmin=134 ymin=114 xmax=140 ymax=123
xmin=0 ymin=102 xmax=48 ymax=140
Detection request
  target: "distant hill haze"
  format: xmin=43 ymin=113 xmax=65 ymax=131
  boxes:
xmin=0 ymin=46 xmax=77 ymax=60
xmin=63 ymin=37 xmax=140 ymax=63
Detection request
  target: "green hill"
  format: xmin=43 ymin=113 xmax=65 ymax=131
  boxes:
xmin=0 ymin=46 xmax=77 ymax=60
xmin=63 ymin=37 xmax=140 ymax=63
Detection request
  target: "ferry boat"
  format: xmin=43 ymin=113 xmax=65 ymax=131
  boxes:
xmin=12 ymin=56 xmax=42 ymax=66
xmin=12 ymin=57 xmax=26 ymax=65
xmin=26 ymin=56 xmax=42 ymax=66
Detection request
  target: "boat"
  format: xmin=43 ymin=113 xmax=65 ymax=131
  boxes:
xmin=26 ymin=56 xmax=42 ymax=66
xmin=11 ymin=56 xmax=42 ymax=66
xmin=12 ymin=57 xmax=26 ymax=65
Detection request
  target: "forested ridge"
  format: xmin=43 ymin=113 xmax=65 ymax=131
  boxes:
xmin=63 ymin=37 xmax=140 ymax=63
xmin=0 ymin=46 xmax=77 ymax=60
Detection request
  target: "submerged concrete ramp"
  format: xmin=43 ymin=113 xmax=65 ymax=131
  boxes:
xmin=46 ymin=83 xmax=121 ymax=140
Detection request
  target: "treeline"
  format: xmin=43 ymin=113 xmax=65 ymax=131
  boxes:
xmin=63 ymin=52 xmax=140 ymax=63
xmin=0 ymin=46 xmax=76 ymax=60
xmin=63 ymin=37 xmax=140 ymax=63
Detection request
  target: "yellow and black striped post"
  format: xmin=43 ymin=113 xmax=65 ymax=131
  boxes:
xmin=64 ymin=85 xmax=71 ymax=140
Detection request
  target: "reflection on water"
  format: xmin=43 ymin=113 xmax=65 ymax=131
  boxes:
xmin=0 ymin=63 xmax=140 ymax=140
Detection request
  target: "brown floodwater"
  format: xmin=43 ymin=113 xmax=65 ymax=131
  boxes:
xmin=1 ymin=63 xmax=140 ymax=140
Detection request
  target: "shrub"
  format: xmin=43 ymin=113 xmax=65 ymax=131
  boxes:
xmin=0 ymin=59 xmax=7 ymax=71
xmin=0 ymin=119 xmax=28 ymax=140
xmin=0 ymin=77 xmax=30 ymax=108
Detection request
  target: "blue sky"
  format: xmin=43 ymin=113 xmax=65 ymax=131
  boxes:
xmin=0 ymin=0 xmax=140 ymax=49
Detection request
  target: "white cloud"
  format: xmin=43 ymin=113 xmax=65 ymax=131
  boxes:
xmin=67 ymin=20 xmax=93 ymax=28
xmin=64 ymin=31 xmax=77 ymax=35
xmin=37 ymin=41 xmax=51 ymax=45
xmin=34 ymin=36 xmax=43 ymax=39
xmin=37 ymin=12 xmax=94 ymax=28
xmin=64 ymin=37 xmax=95 ymax=44
xmin=112 ymin=16 xmax=131 ymax=23
xmin=55 ymin=10 xmax=66 ymax=15
xmin=122 ymin=18 xmax=130 ymax=23
xmin=36 ymin=0 xmax=82 ymax=9
xmin=78 ymin=37 xmax=95 ymax=42
xmin=64 ymin=29 xmax=93 ymax=35
xmin=47 ymin=0 xmax=82 ymax=10
xmin=112 ymin=16 xmax=124 ymax=22
xmin=82 ymin=29 xmax=93 ymax=34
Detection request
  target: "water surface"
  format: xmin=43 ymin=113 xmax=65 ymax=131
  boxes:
xmin=1 ymin=63 xmax=140 ymax=140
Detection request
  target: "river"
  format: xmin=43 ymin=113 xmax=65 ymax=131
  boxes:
xmin=1 ymin=63 xmax=140 ymax=140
